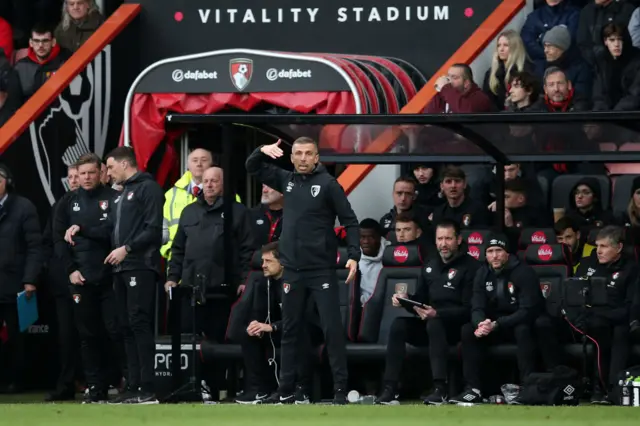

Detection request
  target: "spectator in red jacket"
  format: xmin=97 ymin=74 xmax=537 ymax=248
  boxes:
xmin=425 ymin=64 xmax=495 ymax=114
xmin=0 ymin=16 xmax=12 ymax=61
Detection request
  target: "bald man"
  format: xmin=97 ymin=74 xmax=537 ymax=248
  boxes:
xmin=165 ymin=167 xmax=254 ymax=395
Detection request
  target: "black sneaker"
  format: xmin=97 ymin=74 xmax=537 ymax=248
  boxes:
xmin=45 ymin=388 xmax=75 ymax=402
xmin=83 ymin=386 xmax=108 ymax=404
xmin=332 ymin=389 xmax=348 ymax=405
xmin=261 ymin=391 xmax=295 ymax=405
xmin=375 ymin=386 xmax=399 ymax=405
xmin=449 ymin=388 xmax=483 ymax=406
xmin=108 ymin=387 xmax=139 ymax=405
xmin=590 ymin=390 xmax=611 ymax=405
xmin=294 ymin=385 xmax=310 ymax=405
xmin=128 ymin=391 xmax=159 ymax=405
xmin=423 ymin=387 xmax=447 ymax=405
xmin=235 ymin=390 xmax=269 ymax=405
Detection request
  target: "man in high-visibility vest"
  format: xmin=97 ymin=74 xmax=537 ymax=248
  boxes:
xmin=161 ymin=148 xmax=242 ymax=259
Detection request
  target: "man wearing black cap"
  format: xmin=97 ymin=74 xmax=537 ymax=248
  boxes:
xmin=449 ymin=234 xmax=544 ymax=405
xmin=0 ymin=163 xmax=42 ymax=393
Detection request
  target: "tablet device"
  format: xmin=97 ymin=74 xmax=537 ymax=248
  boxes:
xmin=396 ymin=297 xmax=426 ymax=310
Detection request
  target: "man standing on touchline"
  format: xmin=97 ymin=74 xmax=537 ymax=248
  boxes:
xmin=245 ymin=137 xmax=360 ymax=405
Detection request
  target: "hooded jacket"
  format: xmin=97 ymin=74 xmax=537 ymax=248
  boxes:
xmin=522 ymin=0 xmax=581 ymax=75
xmin=578 ymin=0 xmax=636 ymax=67
xmin=167 ymin=195 xmax=254 ymax=291
xmin=535 ymin=49 xmax=593 ymax=101
xmin=379 ymin=203 xmax=431 ymax=236
xmin=424 ymin=83 xmax=495 ymax=114
xmin=245 ymin=148 xmax=360 ymax=271
xmin=564 ymin=177 xmax=616 ymax=231
xmin=592 ymin=28 xmax=640 ymax=111
xmin=471 ymin=255 xmax=545 ymax=328
xmin=13 ymin=44 xmax=71 ymax=100
xmin=359 ymin=237 xmax=390 ymax=305
xmin=111 ymin=172 xmax=164 ymax=273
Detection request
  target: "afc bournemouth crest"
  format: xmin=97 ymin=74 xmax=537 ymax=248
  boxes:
xmin=508 ymin=282 xmax=515 ymax=294
xmin=540 ymin=283 xmax=551 ymax=299
xmin=99 ymin=200 xmax=108 ymax=210
xmin=230 ymin=58 xmax=253 ymax=91
xmin=462 ymin=214 xmax=471 ymax=227
xmin=283 ymin=283 xmax=290 ymax=294
xmin=448 ymin=269 xmax=457 ymax=280
xmin=73 ymin=294 xmax=81 ymax=304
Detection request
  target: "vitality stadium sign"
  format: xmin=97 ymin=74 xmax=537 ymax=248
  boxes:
xmin=126 ymin=0 xmax=502 ymax=77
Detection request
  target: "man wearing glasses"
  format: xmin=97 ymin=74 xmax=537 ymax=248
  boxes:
xmin=14 ymin=24 xmax=70 ymax=100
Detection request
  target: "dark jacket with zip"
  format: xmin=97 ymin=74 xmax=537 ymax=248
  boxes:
xmin=592 ymin=36 xmax=640 ymax=111
xmin=471 ymin=255 xmax=545 ymax=328
xmin=111 ymin=172 xmax=164 ymax=274
xmin=53 ymin=185 xmax=117 ymax=284
xmin=564 ymin=177 xmax=616 ymax=233
xmin=250 ymin=205 xmax=283 ymax=249
xmin=0 ymin=194 xmax=42 ymax=302
xmin=167 ymin=195 xmax=254 ymax=291
xmin=408 ymin=253 xmax=480 ymax=323
xmin=575 ymin=254 xmax=637 ymax=324
xmin=245 ymin=148 xmax=360 ymax=271
xmin=13 ymin=44 xmax=71 ymax=100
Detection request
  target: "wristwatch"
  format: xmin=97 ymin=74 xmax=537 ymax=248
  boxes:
xmin=124 ymin=245 xmax=132 ymax=254
xmin=271 ymin=323 xmax=278 ymax=333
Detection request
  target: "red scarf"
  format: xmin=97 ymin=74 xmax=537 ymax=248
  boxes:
xmin=543 ymin=88 xmax=575 ymax=173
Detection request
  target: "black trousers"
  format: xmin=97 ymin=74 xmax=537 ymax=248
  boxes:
xmin=114 ymin=270 xmax=157 ymax=393
xmin=535 ymin=314 xmax=629 ymax=387
xmin=0 ymin=303 xmax=24 ymax=385
xmin=54 ymin=295 xmax=81 ymax=392
xmin=383 ymin=317 xmax=462 ymax=386
xmin=240 ymin=324 xmax=315 ymax=393
xmin=279 ymin=269 xmax=347 ymax=393
xmin=461 ymin=322 xmax=536 ymax=391
xmin=71 ymin=281 xmax=124 ymax=391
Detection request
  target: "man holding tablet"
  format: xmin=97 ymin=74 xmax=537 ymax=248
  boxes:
xmin=377 ymin=220 xmax=479 ymax=405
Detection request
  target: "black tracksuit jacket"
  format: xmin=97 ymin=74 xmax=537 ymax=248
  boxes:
xmin=52 ymin=185 xmax=118 ymax=284
xmin=471 ymin=255 xmax=545 ymax=328
xmin=407 ymin=253 xmax=480 ymax=323
xmin=111 ymin=172 xmax=164 ymax=273
xmin=167 ymin=196 xmax=254 ymax=291
xmin=245 ymin=148 xmax=360 ymax=271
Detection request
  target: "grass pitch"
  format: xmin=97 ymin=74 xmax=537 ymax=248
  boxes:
xmin=0 ymin=400 xmax=639 ymax=426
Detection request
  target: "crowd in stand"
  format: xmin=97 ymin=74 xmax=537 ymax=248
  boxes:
xmin=0 ymin=0 xmax=104 ymax=125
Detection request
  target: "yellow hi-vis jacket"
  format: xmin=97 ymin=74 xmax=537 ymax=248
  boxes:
xmin=160 ymin=171 xmax=241 ymax=259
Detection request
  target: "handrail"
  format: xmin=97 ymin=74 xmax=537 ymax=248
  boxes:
xmin=335 ymin=0 xmax=526 ymax=195
xmin=0 ymin=3 xmax=142 ymax=152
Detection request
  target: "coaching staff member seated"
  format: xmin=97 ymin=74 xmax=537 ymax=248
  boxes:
xmin=0 ymin=164 xmax=41 ymax=394
xmin=378 ymin=220 xmax=479 ymax=405
xmin=56 ymin=153 xmax=120 ymax=403
xmin=103 ymin=147 xmax=164 ymax=405
xmin=246 ymin=137 xmax=360 ymax=405
xmin=537 ymin=225 xmax=635 ymax=404
xmin=450 ymin=235 xmax=544 ymax=405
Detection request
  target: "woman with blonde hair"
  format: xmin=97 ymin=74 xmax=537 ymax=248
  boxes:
xmin=482 ymin=30 xmax=533 ymax=110
xmin=55 ymin=0 xmax=105 ymax=52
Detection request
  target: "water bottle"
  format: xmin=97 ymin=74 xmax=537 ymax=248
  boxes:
xmin=347 ymin=390 xmax=376 ymax=405
xmin=621 ymin=379 xmax=630 ymax=406
xmin=633 ymin=377 xmax=640 ymax=407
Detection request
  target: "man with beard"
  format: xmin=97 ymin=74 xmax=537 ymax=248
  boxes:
xmin=377 ymin=220 xmax=479 ymax=405
xmin=450 ymin=235 xmax=544 ymax=405
xmin=379 ymin=176 xmax=430 ymax=236
xmin=358 ymin=219 xmax=390 ymax=305
xmin=555 ymin=216 xmax=584 ymax=271
xmin=411 ymin=164 xmax=444 ymax=212
xmin=251 ymin=184 xmax=283 ymax=248
xmin=431 ymin=166 xmax=491 ymax=230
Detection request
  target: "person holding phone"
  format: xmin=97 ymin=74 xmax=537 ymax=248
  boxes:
xmin=449 ymin=234 xmax=544 ymax=405
xmin=376 ymin=220 xmax=479 ymax=405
